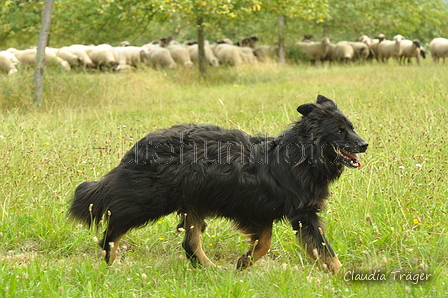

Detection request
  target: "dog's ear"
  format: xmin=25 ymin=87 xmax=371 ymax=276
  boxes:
xmin=297 ymin=103 xmax=317 ymax=116
xmin=316 ymin=95 xmax=337 ymax=109
xmin=316 ymin=94 xmax=333 ymax=105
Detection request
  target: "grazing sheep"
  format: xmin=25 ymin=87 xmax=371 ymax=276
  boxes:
xmin=142 ymin=44 xmax=177 ymax=70
xmin=114 ymin=46 xmax=149 ymax=70
xmin=187 ymin=44 xmax=219 ymax=67
xmin=420 ymin=46 xmax=427 ymax=60
xmin=64 ymin=46 xmax=95 ymax=68
xmin=322 ymin=44 xmax=336 ymax=64
xmin=216 ymin=38 xmax=234 ymax=45
xmin=358 ymin=34 xmax=385 ymax=60
xmin=183 ymin=40 xmax=197 ymax=46
xmin=118 ymin=41 xmax=131 ymax=47
xmin=239 ymin=46 xmax=258 ymax=64
xmin=400 ymin=39 xmax=424 ymax=65
xmin=0 ymin=51 xmax=19 ymax=75
xmin=237 ymin=36 xmax=259 ymax=48
xmin=294 ymin=36 xmax=331 ymax=64
xmin=166 ymin=45 xmax=194 ymax=67
xmin=333 ymin=43 xmax=355 ymax=63
xmin=377 ymin=35 xmax=405 ymax=63
xmin=213 ymin=44 xmax=243 ymax=66
xmin=302 ymin=34 xmax=314 ymax=42
xmin=88 ymin=45 xmax=118 ymax=69
xmin=13 ymin=48 xmax=71 ymax=71
xmin=429 ymin=37 xmax=448 ymax=64
xmin=47 ymin=47 xmax=81 ymax=67
xmin=348 ymin=42 xmax=370 ymax=61
xmin=254 ymin=45 xmax=277 ymax=63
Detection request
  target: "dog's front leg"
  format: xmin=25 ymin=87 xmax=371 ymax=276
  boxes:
xmin=291 ymin=212 xmax=342 ymax=275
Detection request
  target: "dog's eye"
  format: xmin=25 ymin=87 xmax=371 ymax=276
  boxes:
xmin=337 ymin=128 xmax=344 ymax=134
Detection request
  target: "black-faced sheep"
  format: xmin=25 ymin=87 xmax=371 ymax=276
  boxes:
xmin=237 ymin=36 xmax=259 ymax=48
xmin=187 ymin=44 xmax=219 ymax=67
xmin=429 ymin=38 xmax=448 ymax=64
xmin=0 ymin=51 xmax=19 ymax=75
xmin=400 ymin=39 xmax=424 ymax=65
xmin=377 ymin=35 xmax=405 ymax=63
xmin=216 ymin=38 xmax=234 ymax=45
xmin=294 ymin=36 xmax=331 ymax=64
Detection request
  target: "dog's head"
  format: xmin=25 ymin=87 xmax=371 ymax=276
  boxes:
xmin=297 ymin=95 xmax=368 ymax=168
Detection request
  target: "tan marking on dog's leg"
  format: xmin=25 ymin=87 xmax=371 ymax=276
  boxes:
xmin=237 ymin=226 xmax=272 ymax=269
xmin=106 ymin=234 xmax=124 ymax=265
xmin=321 ymin=254 xmax=342 ymax=275
xmin=183 ymin=216 xmax=215 ymax=267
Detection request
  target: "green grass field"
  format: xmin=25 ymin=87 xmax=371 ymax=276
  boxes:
xmin=1 ymin=60 xmax=447 ymax=297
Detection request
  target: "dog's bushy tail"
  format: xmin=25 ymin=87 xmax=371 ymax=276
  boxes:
xmin=69 ymin=172 xmax=115 ymax=228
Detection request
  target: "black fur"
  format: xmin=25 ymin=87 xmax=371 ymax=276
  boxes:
xmin=69 ymin=95 xmax=368 ymax=273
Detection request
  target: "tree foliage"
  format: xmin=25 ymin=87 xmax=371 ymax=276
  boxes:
xmin=322 ymin=0 xmax=448 ymax=41
xmin=0 ymin=0 xmax=447 ymax=48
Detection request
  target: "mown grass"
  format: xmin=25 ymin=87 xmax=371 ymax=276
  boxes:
xmin=0 ymin=60 xmax=447 ymax=297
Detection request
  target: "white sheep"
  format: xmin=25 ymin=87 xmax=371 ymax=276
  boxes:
xmin=238 ymin=46 xmax=258 ymax=64
xmin=400 ymin=39 xmax=424 ymax=65
xmin=429 ymin=37 xmax=448 ymax=64
xmin=377 ymin=35 xmax=405 ymax=63
xmin=0 ymin=51 xmax=19 ymax=75
xmin=114 ymin=46 xmax=149 ymax=70
xmin=212 ymin=44 xmax=243 ymax=66
xmin=13 ymin=48 xmax=71 ymax=71
xmin=294 ymin=36 xmax=331 ymax=63
xmin=358 ymin=34 xmax=385 ymax=60
xmin=64 ymin=46 xmax=95 ymax=68
xmin=187 ymin=44 xmax=219 ymax=67
xmin=142 ymin=44 xmax=177 ymax=70
xmin=87 ymin=45 xmax=118 ymax=69
xmin=348 ymin=42 xmax=370 ymax=61
xmin=333 ymin=43 xmax=355 ymax=63
xmin=47 ymin=47 xmax=80 ymax=67
xmin=166 ymin=45 xmax=193 ymax=67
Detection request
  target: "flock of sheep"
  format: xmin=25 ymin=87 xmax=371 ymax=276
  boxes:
xmin=0 ymin=34 xmax=447 ymax=75
xmin=295 ymin=34 xmax=448 ymax=65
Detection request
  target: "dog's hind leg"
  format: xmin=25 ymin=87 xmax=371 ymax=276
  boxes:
xmin=99 ymin=210 xmax=155 ymax=265
xmin=181 ymin=213 xmax=216 ymax=268
xmin=236 ymin=224 xmax=272 ymax=269
xmin=98 ymin=225 xmax=127 ymax=265
xmin=291 ymin=211 xmax=342 ymax=275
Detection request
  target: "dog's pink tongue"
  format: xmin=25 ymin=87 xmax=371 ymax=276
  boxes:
xmin=358 ymin=162 xmax=362 ymax=168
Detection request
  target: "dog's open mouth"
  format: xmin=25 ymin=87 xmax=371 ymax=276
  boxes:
xmin=333 ymin=147 xmax=361 ymax=168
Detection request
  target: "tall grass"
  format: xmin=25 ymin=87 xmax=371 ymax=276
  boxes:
xmin=0 ymin=60 xmax=447 ymax=297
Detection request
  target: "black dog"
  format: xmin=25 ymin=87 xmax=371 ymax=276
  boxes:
xmin=69 ymin=95 xmax=368 ymax=274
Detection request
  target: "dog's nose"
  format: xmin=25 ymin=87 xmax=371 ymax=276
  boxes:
xmin=358 ymin=141 xmax=369 ymax=152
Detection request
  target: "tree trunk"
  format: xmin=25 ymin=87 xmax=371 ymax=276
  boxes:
xmin=278 ymin=15 xmax=286 ymax=64
xmin=34 ymin=0 xmax=54 ymax=108
xmin=197 ymin=15 xmax=207 ymax=75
